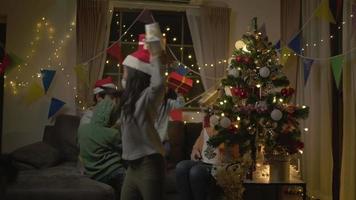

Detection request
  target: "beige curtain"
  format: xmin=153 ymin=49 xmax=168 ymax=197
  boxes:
xmin=281 ymin=0 xmax=300 ymax=94
xmin=76 ymin=0 xmax=110 ymax=106
xmin=186 ymin=6 xmax=230 ymax=90
xmin=297 ymin=1 xmax=334 ymax=199
xmin=340 ymin=0 xmax=356 ymax=199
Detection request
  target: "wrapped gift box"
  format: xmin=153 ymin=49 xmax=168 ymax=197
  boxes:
xmin=167 ymin=72 xmax=193 ymax=94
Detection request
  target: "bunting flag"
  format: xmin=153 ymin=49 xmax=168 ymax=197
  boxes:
xmin=170 ymin=109 xmax=183 ymax=121
xmin=302 ymin=58 xmax=314 ymax=85
xmin=288 ymin=34 xmax=301 ymax=54
xmin=107 ymin=43 xmax=123 ymax=64
xmin=258 ymin=23 xmax=267 ymax=36
xmin=7 ymin=52 xmax=24 ymax=70
xmin=279 ymin=46 xmax=293 ymax=65
xmin=315 ymin=0 xmax=336 ymax=24
xmin=24 ymin=82 xmax=45 ymax=105
xmin=74 ymin=64 xmax=89 ymax=85
xmin=274 ymin=40 xmax=281 ymax=50
xmin=0 ymin=54 xmax=10 ymax=75
xmin=41 ymin=69 xmax=56 ymax=93
xmin=138 ymin=9 xmax=154 ymax=24
xmin=331 ymin=55 xmax=344 ymax=89
xmin=176 ymin=64 xmax=189 ymax=76
xmin=48 ymin=98 xmax=66 ymax=119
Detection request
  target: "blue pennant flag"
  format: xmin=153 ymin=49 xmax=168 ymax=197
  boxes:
xmin=41 ymin=69 xmax=56 ymax=93
xmin=176 ymin=64 xmax=189 ymax=76
xmin=48 ymin=98 xmax=65 ymax=119
xmin=274 ymin=40 xmax=281 ymax=51
xmin=288 ymin=34 xmax=301 ymax=54
xmin=303 ymin=58 xmax=314 ymax=85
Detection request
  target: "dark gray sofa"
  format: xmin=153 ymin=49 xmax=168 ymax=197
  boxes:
xmin=4 ymin=114 xmax=203 ymax=200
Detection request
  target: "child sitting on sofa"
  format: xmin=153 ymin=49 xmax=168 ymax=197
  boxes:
xmin=78 ymin=96 xmax=125 ymax=199
xmin=175 ymin=114 xmax=223 ymax=200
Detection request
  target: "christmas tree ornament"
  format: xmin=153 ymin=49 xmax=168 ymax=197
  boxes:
xmin=220 ymin=117 xmax=232 ymax=128
xmin=239 ymin=89 xmax=248 ymax=99
xmin=255 ymin=101 xmax=268 ymax=112
xmin=228 ymin=67 xmax=239 ymax=77
xmin=235 ymin=40 xmax=246 ymax=50
xmin=259 ymin=66 xmax=270 ymax=78
xmin=271 ymin=109 xmax=283 ymax=121
xmin=209 ymin=115 xmax=220 ymax=127
xmin=232 ymin=87 xmax=241 ymax=96
xmin=281 ymin=88 xmax=289 ymax=97
xmin=243 ymin=57 xmax=252 ymax=64
xmin=235 ymin=56 xmax=243 ymax=63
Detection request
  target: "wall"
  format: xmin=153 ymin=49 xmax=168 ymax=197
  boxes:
xmin=0 ymin=0 xmax=77 ymax=152
xmin=204 ymin=0 xmax=281 ymax=53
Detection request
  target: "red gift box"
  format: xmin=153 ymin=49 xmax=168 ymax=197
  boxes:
xmin=167 ymin=72 xmax=193 ymax=94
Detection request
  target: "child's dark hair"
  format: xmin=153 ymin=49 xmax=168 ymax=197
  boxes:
xmin=93 ymin=87 xmax=122 ymax=105
xmin=161 ymin=88 xmax=177 ymax=112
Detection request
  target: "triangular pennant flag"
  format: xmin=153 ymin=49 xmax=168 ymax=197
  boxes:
xmin=74 ymin=64 xmax=89 ymax=86
xmin=303 ymin=58 xmax=314 ymax=85
xmin=176 ymin=64 xmax=189 ymax=76
xmin=138 ymin=9 xmax=154 ymax=24
xmin=274 ymin=40 xmax=281 ymax=51
xmin=258 ymin=23 xmax=267 ymax=36
xmin=24 ymin=82 xmax=45 ymax=105
xmin=107 ymin=43 xmax=123 ymax=64
xmin=170 ymin=109 xmax=183 ymax=121
xmin=41 ymin=69 xmax=56 ymax=93
xmin=315 ymin=0 xmax=336 ymax=24
xmin=279 ymin=46 xmax=292 ymax=65
xmin=288 ymin=34 xmax=301 ymax=54
xmin=331 ymin=55 xmax=344 ymax=89
xmin=7 ymin=52 xmax=24 ymax=70
xmin=48 ymin=98 xmax=66 ymax=118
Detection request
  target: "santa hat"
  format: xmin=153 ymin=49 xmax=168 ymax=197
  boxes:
xmin=138 ymin=34 xmax=147 ymax=50
xmin=122 ymin=34 xmax=152 ymax=75
xmin=93 ymin=76 xmax=117 ymax=94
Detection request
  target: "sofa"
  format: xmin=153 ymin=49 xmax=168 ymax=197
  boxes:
xmin=4 ymin=114 xmax=203 ymax=200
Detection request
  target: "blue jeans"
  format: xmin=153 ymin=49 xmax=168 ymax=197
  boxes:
xmin=176 ymin=160 xmax=215 ymax=200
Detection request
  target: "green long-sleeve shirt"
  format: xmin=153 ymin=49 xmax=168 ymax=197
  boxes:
xmin=78 ymin=97 xmax=123 ymax=182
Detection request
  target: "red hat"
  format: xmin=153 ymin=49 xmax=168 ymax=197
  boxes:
xmin=122 ymin=37 xmax=153 ymax=75
xmin=138 ymin=34 xmax=147 ymax=50
xmin=93 ymin=76 xmax=117 ymax=94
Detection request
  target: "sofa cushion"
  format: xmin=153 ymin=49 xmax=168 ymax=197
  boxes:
xmin=50 ymin=115 xmax=80 ymax=162
xmin=5 ymin=162 xmax=115 ymax=200
xmin=12 ymin=142 xmax=61 ymax=170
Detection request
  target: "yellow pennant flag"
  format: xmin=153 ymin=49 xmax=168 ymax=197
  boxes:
xmin=74 ymin=64 xmax=89 ymax=86
xmin=279 ymin=46 xmax=293 ymax=65
xmin=24 ymin=82 xmax=45 ymax=105
xmin=315 ymin=0 xmax=336 ymax=24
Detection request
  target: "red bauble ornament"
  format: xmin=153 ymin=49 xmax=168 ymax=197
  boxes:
xmin=288 ymin=87 xmax=295 ymax=96
xmin=281 ymin=88 xmax=289 ymax=97
xmin=239 ymin=89 xmax=248 ymax=99
xmin=243 ymin=57 xmax=251 ymax=64
xmin=235 ymin=56 xmax=243 ymax=63
xmin=232 ymin=87 xmax=241 ymax=96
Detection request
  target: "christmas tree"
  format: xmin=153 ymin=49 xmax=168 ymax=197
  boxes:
xmin=205 ymin=20 xmax=309 ymax=179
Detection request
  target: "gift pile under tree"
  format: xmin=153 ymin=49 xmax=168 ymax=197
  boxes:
xmin=204 ymin=24 xmax=309 ymax=200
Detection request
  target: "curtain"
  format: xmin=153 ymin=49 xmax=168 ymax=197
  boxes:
xmin=281 ymin=0 xmax=300 ymax=98
xmin=297 ymin=1 xmax=334 ymax=199
xmin=76 ymin=0 xmax=110 ymax=106
xmin=186 ymin=6 xmax=230 ymax=90
xmin=340 ymin=0 xmax=356 ymax=199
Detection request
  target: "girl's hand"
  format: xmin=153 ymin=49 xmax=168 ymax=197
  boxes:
xmin=191 ymin=148 xmax=202 ymax=161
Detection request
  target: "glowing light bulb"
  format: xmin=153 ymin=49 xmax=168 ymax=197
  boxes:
xmin=256 ymin=84 xmax=261 ymax=88
xmin=165 ymin=72 xmax=168 ymax=76
xmin=302 ymin=105 xmax=306 ymax=109
xmin=188 ymin=55 xmax=192 ymax=59
xmin=166 ymin=27 xmax=170 ymax=31
xmin=173 ymin=37 xmax=177 ymax=42
xmin=196 ymin=80 xmax=200 ymax=83
xmin=221 ymin=113 xmax=225 ymax=117
xmin=106 ymin=60 xmax=109 ymax=64
xmin=237 ymin=116 xmax=241 ymax=121
xmin=162 ymin=33 xmax=166 ymax=37
xmin=304 ymin=128 xmax=309 ymax=132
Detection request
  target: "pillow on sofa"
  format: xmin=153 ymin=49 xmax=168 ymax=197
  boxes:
xmin=12 ymin=142 xmax=61 ymax=170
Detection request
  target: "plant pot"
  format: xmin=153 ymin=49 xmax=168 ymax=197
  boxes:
xmin=267 ymin=154 xmax=290 ymax=182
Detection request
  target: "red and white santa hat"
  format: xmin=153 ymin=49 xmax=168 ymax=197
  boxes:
xmin=122 ymin=34 xmax=152 ymax=75
xmin=93 ymin=76 xmax=117 ymax=94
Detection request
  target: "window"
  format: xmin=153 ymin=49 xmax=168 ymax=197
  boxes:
xmin=103 ymin=8 xmax=203 ymax=107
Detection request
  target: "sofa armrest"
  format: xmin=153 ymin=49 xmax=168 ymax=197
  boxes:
xmin=42 ymin=125 xmax=56 ymax=147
